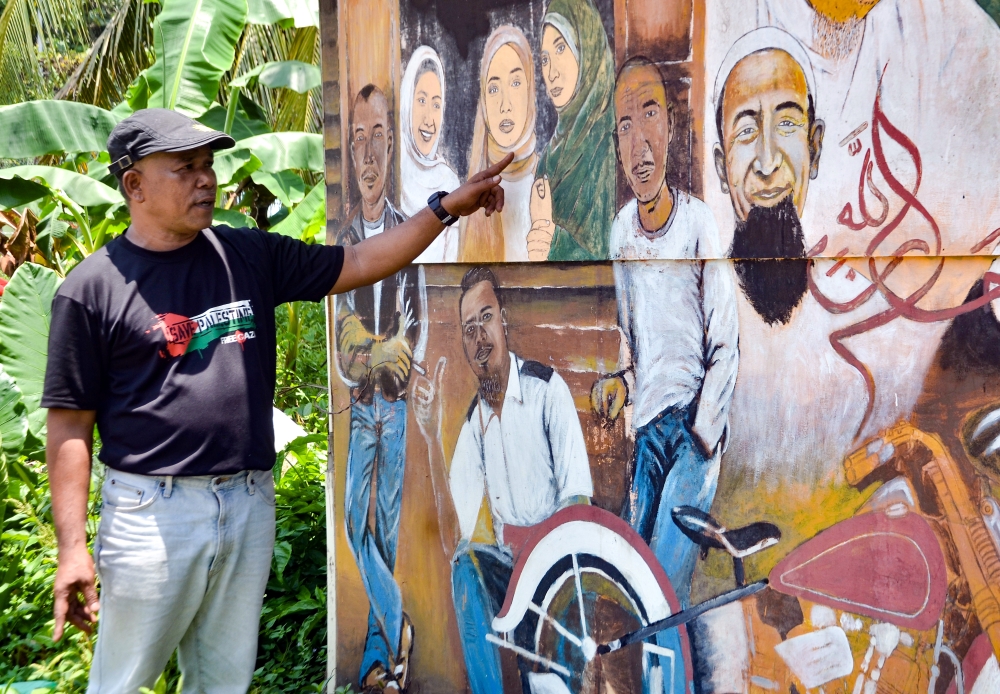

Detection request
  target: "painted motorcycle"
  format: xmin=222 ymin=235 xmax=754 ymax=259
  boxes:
xmin=489 ymin=418 xmax=1000 ymax=694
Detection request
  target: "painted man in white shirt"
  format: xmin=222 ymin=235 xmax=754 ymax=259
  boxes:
xmin=591 ymin=57 xmax=739 ymax=611
xmin=413 ymin=266 xmax=593 ymax=694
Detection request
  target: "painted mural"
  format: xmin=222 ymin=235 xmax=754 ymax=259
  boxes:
xmin=325 ymin=0 xmax=1000 ymax=692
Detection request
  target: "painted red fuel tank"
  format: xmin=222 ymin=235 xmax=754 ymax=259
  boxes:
xmin=769 ymin=509 xmax=947 ymax=631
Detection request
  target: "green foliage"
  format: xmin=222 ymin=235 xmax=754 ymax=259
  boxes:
xmin=0 ymin=103 xmax=119 ymax=159
xmin=144 ymin=0 xmax=248 ymax=116
xmin=230 ymin=60 xmax=321 ymax=94
xmin=0 ymin=169 xmax=122 ymax=208
xmin=0 ymin=265 xmax=62 ymax=434
xmin=0 ymin=461 xmax=101 ymax=692
xmin=0 ymin=0 xmax=332 ymax=685
xmin=254 ymin=438 xmax=327 ymax=694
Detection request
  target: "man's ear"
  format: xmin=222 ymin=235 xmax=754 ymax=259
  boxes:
xmin=809 ymin=118 xmax=825 ymax=180
xmin=122 ymin=169 xmax=144 ymax=203
xmin=713 ymin=144 xmax=729 ymax=194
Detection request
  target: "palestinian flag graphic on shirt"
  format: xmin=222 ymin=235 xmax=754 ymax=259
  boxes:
xmin=151 ymin=300 xmax=256 ymax=358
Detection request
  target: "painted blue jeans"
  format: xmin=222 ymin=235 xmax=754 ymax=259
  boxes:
xmin=452 ymin=541 xmax=536 ymax=694
xmin=625 ymin=405 xmax=719 ymax=694
xmin=344 ymin=393 xmax=407 ymax=682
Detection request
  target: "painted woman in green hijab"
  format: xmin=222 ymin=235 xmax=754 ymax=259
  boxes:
xmin=526 ymin=0 xmax=616 ymax=261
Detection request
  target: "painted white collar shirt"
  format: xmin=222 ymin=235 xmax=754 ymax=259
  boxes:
xmin=610 ymin=191 xmax=739 ymax=453
xmin=448 ymin=352 xmax=594 ymax=544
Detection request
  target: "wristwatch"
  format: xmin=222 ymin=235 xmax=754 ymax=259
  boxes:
xmin=427 ymin=191 xmax=458 ymax=226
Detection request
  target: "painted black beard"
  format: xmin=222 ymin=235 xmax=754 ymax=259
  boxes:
xmin=730 ymin=196 xmax=808 ymax=326
xmin=478 ymin=368 xmax=504 ymax=407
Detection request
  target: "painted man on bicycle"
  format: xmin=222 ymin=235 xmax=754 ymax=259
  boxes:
xmin=413 ymin=266 xmax=593 ymax=694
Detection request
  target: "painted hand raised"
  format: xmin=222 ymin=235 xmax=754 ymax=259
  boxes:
xmin=527 ymin=176 xmax=553 ymax=261
xmin=413 ymin=356 xmax=446 ymax=444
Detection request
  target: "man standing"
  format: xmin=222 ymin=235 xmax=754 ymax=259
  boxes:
xmin=334 ymin=84 xmax=425 ymax=693
xmin=592 ymin=57 xmax=739 ymax=607
xmin=42 ymin=107 xmax=511 ymax=694
xmin=412 ymin=267 xmax=593 ymax=694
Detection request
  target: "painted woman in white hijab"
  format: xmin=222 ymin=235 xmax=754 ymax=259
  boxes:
xmin=400 ymin=45 xmax=462 ymax=263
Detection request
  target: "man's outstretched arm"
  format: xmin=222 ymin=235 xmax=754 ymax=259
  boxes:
xmin=47 ymin=407 xmax=99 ymax=641
xmin=331 ymin=153 xmax=514 ymax=294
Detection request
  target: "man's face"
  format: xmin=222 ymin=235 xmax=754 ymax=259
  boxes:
xmin=615 ymin=63 xmax=671 ymax=204
xmin=124 ymin=146 xmax=217 ymax=233
xmin=350 ymin=91 xmax=392 ymax=209
xmin=460 ymin=281 xmax=508 ymax=382
xmin=807 ymin=0 xmax=880 ymax=23
xmin=715 ymin=49 xmax=824 ymax=222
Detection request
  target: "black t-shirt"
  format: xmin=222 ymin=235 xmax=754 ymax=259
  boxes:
xmin=41 ymin=226 xmax=344 ymax=476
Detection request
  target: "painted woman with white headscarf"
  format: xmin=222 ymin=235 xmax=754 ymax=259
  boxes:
xmin=400 ymin=45 xmax=462 ymax=263
xmin=459 ymin=26 xmax=538 ymax=262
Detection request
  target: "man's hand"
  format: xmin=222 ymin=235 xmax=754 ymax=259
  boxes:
xmin=442 ymin=152 xmax=514 ymax=218
xmin=413 ymin=356 xmax=446 ymax=444
xmin=53 ymin=545 xmax=99 ymax=640
xmin=591 ymin=374 xmax=627 ymax=424
xmin=332 ymin=153 xmax=514 ymax=294
xmin=47 ymin=408 xmax=97 ymax=642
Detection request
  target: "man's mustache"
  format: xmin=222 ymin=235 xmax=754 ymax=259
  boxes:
xmin=730 ymin=197 xmax=808 ymax=326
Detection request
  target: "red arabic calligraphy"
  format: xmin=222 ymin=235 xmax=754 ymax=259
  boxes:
xmin=809 ymin=73 xmax=1000 ymax=437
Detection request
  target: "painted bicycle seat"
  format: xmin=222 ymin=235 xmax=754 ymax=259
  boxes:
xmin=671 ymin=505 xmax=782 ymax=558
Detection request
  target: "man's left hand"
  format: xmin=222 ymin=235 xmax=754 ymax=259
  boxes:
xmin=442 ymin=153 xmax=514 ymax=219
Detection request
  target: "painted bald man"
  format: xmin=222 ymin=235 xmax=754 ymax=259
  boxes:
xmin=713 ymin=30 xmax=824 ymax=326
xmin=593 ymin=57 xmax=739 ymax=611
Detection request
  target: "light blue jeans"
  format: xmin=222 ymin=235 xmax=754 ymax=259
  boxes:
xmin=625 ymin=406 xmax=719 ymax=694
xmin=344 ymin=394 xmax=407 ymax=682
xmin=451 ymin=542 xmax=516 ymax=694
xmin=89 ymin=468 xmax=276 ymax=694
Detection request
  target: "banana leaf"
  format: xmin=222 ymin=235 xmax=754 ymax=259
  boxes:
xmin=0 ymin=102 xmax=119 ymax=159
xmin=231 ymin=60 xmax=321 ymax=94
xmin=0 ymin=167 xmax=122 ymax=207
xmin=0 ymin=264 xmax=62 ymax=422
xmin=214 ymin=148 xmax=263 ymax=186
xmin=111 ymin=71 xmax=150 ymax=120
xmin=213 ymin=207 xmax=258 ymax=229
xmin=145 ymin=0 xmax=248 ymax=116
xmin=198 ymin=102 xmax=271 ymax=141
xmin=251 ymin=170 xmax=305 ymax=207
xmin=269 ymin=181 xmax=323 ymax=239
xmin=233 ymin=132 xmax=323 ymax=173
xmin=0 ymin=366 xmax=27 ymax=458
xmin=0 ymin=177 xmax=49 ymax=209
xmin=246 ymin=0 xmax=318 ymax=28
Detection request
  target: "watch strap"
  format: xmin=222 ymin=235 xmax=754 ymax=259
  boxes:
xmin=428 ymin=191 xmax=458 ymax=226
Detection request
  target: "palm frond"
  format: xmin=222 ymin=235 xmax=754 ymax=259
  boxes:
xmin=0 ymin=0 xmax=92 ymax=104
xmin=56 ymin=0 xmax=158 ymax=108
xmin=223 ymin=22 xmax=321 ymax=134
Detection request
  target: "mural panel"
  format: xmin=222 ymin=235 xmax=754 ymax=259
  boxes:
xmin=326 ymin=1 xmax=1000 ymax=692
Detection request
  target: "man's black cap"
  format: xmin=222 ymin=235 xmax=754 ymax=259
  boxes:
xmin=107 ymin=108 xmax=236 ymax=177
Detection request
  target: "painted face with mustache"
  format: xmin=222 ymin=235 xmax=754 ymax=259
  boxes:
xmin=350 ymin=88 xmax=393 ymax=218
xmin=714 ymin=49 xmax=824 ymax=224
xmin=460 ymin=280 xmax=511 ymax=406
xmin=614 ymin=62 xmax=672 ymax=217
